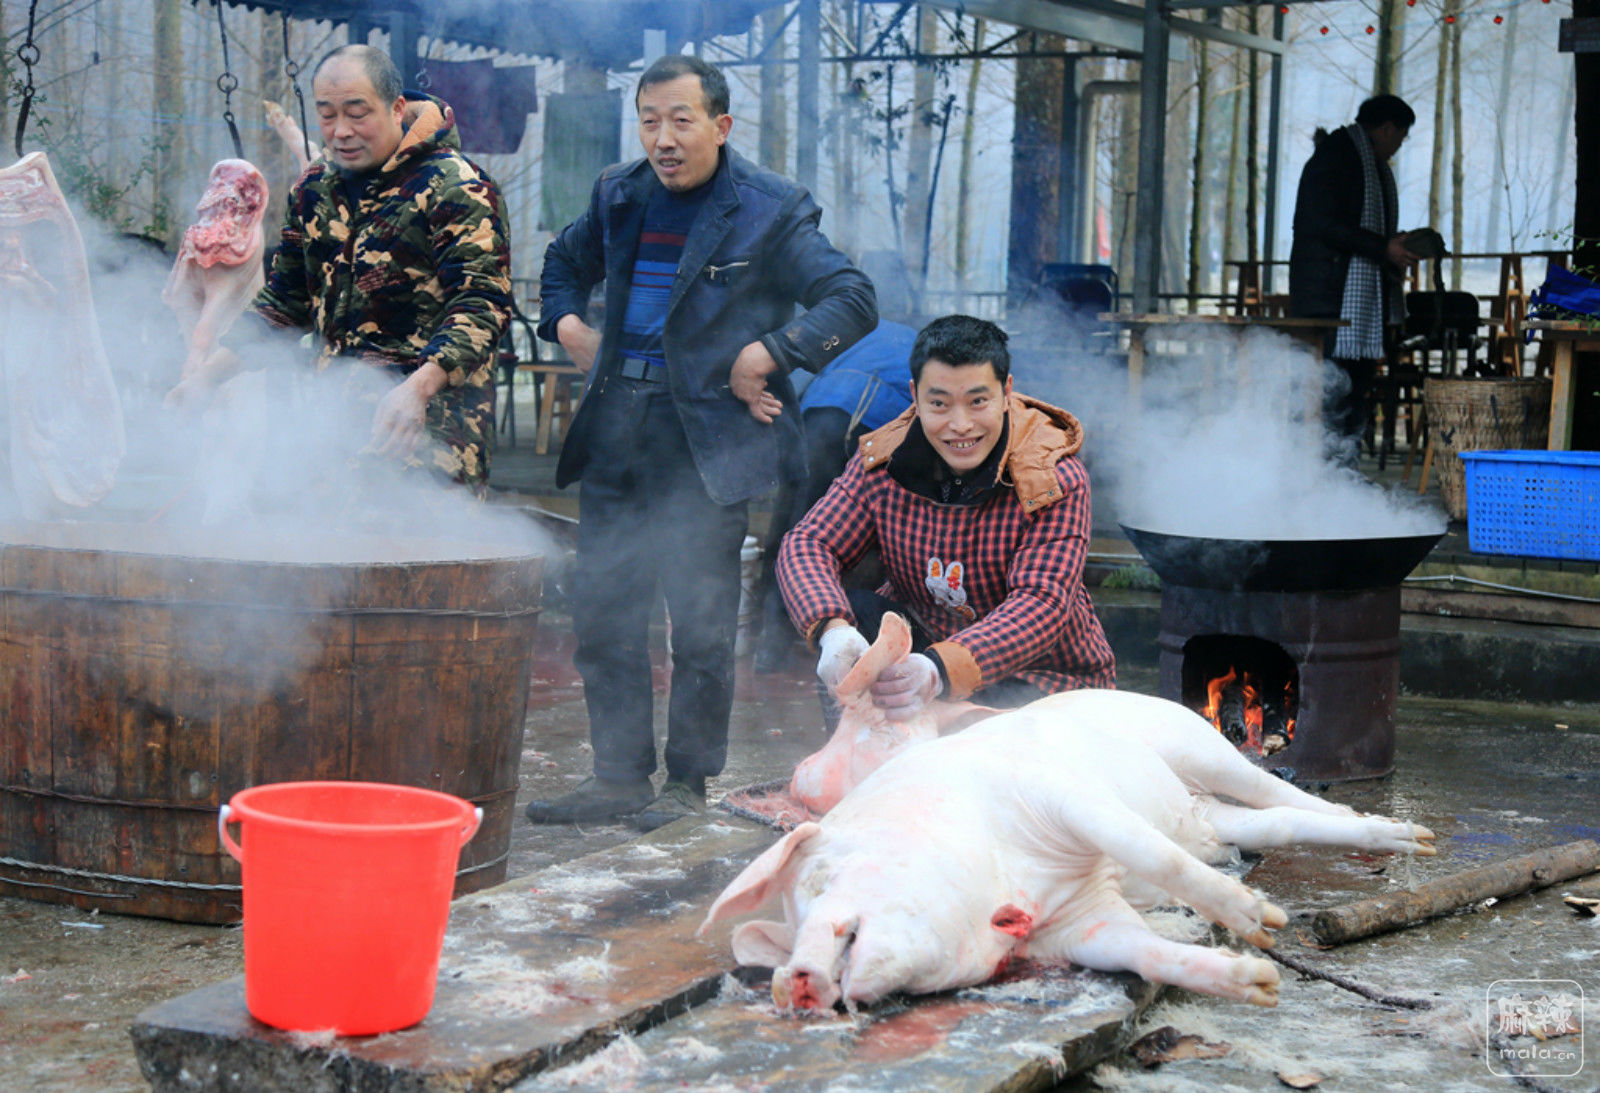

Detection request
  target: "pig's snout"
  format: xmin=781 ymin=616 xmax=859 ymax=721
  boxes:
xmin=772 ymin=966 xmax=840 ymax=1011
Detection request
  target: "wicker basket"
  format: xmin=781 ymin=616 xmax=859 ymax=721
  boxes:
xmin=1422 ymin=377 xmax=1552 ymax=520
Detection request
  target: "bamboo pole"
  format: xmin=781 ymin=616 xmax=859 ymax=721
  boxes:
xmin=1310 ymin=840 xmax=1600 ymax=947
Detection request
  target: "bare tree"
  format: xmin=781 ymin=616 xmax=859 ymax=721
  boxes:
xmin=903 ymin=5 xmax=938 ymax=281
xmin=1374 ymin=0 xmax=1408 ymax=94
xmin=954 ymin=16 xmax=986 ymax=290
xmin=759 ymin=4 xmax=787 ymax=173
xmin=1448 ymin=4 xmax=1463 ymax=286
xmin=153 ymin=0 xmax=187 ymax=246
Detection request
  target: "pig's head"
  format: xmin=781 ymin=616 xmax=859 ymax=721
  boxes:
xmin=701 ymin=822 xmax=1015 ymax=1012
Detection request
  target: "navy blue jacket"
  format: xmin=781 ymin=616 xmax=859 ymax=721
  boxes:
xmin=538 ymin=148 xmax=877 ymax=504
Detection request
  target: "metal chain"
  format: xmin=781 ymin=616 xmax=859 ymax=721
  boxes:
xmin=213 ymin=0 xmax=244 ymax=158
xmin=280 ymin=11 xmax=311 ymax=162
xmin=12 ymin=0 xmax=42 ymax=157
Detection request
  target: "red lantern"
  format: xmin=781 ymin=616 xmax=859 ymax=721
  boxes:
xmin=1320 ymin=24 xmax=1330 ymax=34
xmin=1445 ymin=13 xmax=1456 ymax=22
xmin=1494 ymin=13 xmax=1504 ymax=22
xmin=1366 ymin=24 xmax=1376 ymax=33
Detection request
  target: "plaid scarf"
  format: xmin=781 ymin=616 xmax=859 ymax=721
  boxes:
xmin=1333 ymin=123 xmax=1398 ymax=361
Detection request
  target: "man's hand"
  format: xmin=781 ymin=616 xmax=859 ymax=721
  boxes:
xmin=730 ymin=340 xmax=782 ymax=424
xmin=1384 ymin=234 xmax=1423 ymax=272
xmin=817 ymin=622 xmax=869 ymax=691
xmin=556 ymin=313 xmax=601 ymax=374
xmin=372 ymin=362 xmax=446 ymax=456
xmin=870 ymin=653 xmax=941 ymax=721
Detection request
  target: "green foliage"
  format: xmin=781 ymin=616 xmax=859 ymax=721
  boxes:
xmin=9 ymin=87 xmax=164 ymax=238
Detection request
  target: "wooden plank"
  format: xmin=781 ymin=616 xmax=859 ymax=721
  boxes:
xmin=1402 ymin=587 xmax=1600 ymax=629
xmin=517 ymin=964 xmax=1163 ymax=1093
xmin=1548 ymin=340 xmax=1575 ymax=450
xmin=132 ymin=818 xmax=781 ymax=1092
xmin=134 ymin=818 xmax=1191 ymax=1093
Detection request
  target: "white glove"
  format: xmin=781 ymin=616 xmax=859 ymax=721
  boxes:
xmin=870 ymin=653 xmax=942 ymax=720
xmin=816 ymin=624 xmax=869 ymax=690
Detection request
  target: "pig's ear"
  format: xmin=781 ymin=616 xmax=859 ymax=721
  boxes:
xmin=731 ymin=920 xmax=794 ymax=967
xmin=699 ymin=822 xmax=823 ymax=934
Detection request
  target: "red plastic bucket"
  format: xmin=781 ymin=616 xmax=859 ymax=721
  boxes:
xmin=219 ymin=781 xmax=480 ymax=1035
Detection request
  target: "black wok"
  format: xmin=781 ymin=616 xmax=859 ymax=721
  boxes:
xmin=1121 ymin=525 xmax=1445 ymax=593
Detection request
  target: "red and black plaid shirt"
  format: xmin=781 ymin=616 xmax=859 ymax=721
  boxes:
xmin=778 ymin=438 xmax=1116 ymax=699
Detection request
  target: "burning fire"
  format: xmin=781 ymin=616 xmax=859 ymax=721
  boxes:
xmin=1201 ymin=667 xmax=1295 ymax=756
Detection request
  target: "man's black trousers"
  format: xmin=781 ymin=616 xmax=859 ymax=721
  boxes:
xmin=571 ymin=377 xmax=749 ymax=784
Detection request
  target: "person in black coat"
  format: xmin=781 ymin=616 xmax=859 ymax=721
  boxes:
xmin=1288 ymin=94 xmax=1421 ymax=464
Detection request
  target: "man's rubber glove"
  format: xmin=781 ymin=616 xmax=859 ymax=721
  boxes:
xmin=870 ymin=653 xmax=941 ymax=720
xmin=816 ymin=624 xmax=869 ymax=691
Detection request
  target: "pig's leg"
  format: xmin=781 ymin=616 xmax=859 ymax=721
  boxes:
xmin=1196 ymin=799 xmax=1436 ymax=856
xmin=1147 ymin=714 xmax=1357 ymax=817
xmin=1038 ymin=896 xmax=1279 ymax=1007
xmin=1039 ymin=792 xmax=1287 ymax=947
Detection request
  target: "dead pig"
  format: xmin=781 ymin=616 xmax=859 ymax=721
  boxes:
xmin=702 ymin=689 xmax=1434 ymax=1012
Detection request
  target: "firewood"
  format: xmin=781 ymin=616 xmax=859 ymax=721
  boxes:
xmin=1310 ymin=840 xmax=1600 ymax=946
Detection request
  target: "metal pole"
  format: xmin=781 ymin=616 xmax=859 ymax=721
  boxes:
xmin=1262 ymin=5 xmax=1284 ymax=293
xmin=1057 ymin=55 xmax=1080 ymax=267
xmin=389 ymin=10 xmax=419 ymax=90
xmin=1131 ymin=0 xmax=1170 ymax=310
xmin=797 ymin=0 xmax=821 ymax=191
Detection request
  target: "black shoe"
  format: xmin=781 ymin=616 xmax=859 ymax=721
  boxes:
xmin=524 ymin=776 xmax=654 ymax=824
xmin=634 ymin=778 xmax=707 ymax=832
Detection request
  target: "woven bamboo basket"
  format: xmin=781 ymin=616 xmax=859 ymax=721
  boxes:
xmin=1422 ymin=377 xmax=1552 ymax=520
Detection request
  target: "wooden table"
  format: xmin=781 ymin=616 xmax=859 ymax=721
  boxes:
xmin=1524 ymin=318 xmax=1600 ymax=449
xmin=524 ymin=363 xmax=587 ymax=454
xmin=1096 ymin=312 xmax=1344 ymax=400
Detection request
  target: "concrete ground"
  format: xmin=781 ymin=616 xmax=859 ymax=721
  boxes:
xmin=3 ymin=616 xmax=1599 ymax=1092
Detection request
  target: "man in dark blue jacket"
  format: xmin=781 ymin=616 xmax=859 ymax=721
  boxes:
xmin=530 ymin=54 xmax=876 ymax=830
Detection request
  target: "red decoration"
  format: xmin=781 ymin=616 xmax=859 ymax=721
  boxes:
xmin=1494 ymin=13 xmax=1504 ymax=21
xmin=1445 ymin=13 xmax=1456 ymax=22
xmin=1320 ymin=24 xmax=1330 ymax=34
xmin=1366 ymin=24 xmax=1376 ymax=33
xmin=1279 ymin=4 xmax=1288 ymax=11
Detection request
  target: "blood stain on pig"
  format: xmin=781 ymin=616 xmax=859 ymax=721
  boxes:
xmin=989 ymin=904 xmax=1034 ymax=938
xmin=849 ymin=1001 xmax=993 ymax=1063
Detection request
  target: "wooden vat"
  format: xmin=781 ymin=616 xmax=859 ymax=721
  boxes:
xmin=0 ymin=522 xmax=542 ymax=923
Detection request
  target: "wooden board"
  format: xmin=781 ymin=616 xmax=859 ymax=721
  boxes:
xmin=132 ymin=817 xmax=1184 ymax=1093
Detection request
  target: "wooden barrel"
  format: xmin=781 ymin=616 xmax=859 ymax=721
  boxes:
xmin=0 ymin=522 xmax=542 ymax=923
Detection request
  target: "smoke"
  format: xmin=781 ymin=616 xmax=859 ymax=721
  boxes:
xmin=1 ymin=156 xmax=552 ymax=722
xmin=1006 ymin=302 xmax=1447 ymax=540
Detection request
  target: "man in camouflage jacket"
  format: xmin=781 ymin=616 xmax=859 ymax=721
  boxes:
xmin=212 ymin=45 xmax=511 ymax=492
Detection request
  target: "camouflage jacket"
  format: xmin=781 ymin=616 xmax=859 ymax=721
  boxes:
xmin=248 ymin=96 xmax=512 ymax=389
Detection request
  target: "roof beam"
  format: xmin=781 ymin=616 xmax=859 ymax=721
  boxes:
xmin=917 ymin=0 xmax=1282 ymax=57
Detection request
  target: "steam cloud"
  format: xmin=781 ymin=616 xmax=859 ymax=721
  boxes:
xmin=1007 ymin=302 xmax=1447 ymax=541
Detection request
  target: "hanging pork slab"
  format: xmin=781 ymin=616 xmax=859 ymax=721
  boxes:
xmin=162 ymin=158 xmax=269 ymax=382
xmin=0 ymin=152 xmax=124 ymax=515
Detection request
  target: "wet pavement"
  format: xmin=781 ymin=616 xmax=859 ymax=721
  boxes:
xmin=3 ymin=628 xmax=1599 ymax=1091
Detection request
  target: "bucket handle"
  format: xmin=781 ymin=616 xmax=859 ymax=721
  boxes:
xmin=215 ymin=802 xmax=481 ymax=860
xmin=218 ymin=804 xmax=243 ymax=862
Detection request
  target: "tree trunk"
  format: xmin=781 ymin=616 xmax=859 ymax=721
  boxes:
xmin=2 ymin=0 xmax=11 ymax=140
xmin=1427 ymin=13 xmax=1448 ymax=231
xmin=1246 ymin=6 xmax=1260 ymax=267
xmin=759 ymin=4 xmax=787 ymax=174
xmin=833 ymin=2 xmax=859 ymax=255
xmin=903 ymin=6 xmax=938 ymax=284
xmin=1187 ymin=40 xmax=1209 ymax=308
xmin=153 ymin=0 xmax=188 ymax=247
xmin=1576 ymin=0 xmax=1600 ymax=272
xmin=1448 ymin=6 xmax=1463 ymax=288
xmin=955 ymin=17 xmax=985 ymax=291
xmin=1374 ymin=0 xmax=1408 ymax=94
xmin=1222 ymin=62 xmax=1243 ymax=269
xmin=1483 ymin=3 xmax=1518 ymax=251
xmin=1008 ymin=32 xmax=1066 ymax=296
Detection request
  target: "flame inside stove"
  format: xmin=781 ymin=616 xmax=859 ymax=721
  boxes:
xmin=1200 ymin=666 xmax=1295 ymax=756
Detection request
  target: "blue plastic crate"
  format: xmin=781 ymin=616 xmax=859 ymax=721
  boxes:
xmin=1459 ymin=450 xmax=1600 ymax=561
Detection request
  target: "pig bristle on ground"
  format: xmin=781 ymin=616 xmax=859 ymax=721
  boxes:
xmin=542 ymin=1032 xmax=646 ymax=1086
xmin=657 ymin=1035 xmax=724 ymax=1063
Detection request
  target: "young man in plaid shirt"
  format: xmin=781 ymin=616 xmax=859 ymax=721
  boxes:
xmin=777 ymin=314 xmax=1116 ymax=721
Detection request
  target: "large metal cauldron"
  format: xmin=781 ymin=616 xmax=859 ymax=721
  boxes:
xmin=0 ymin=522 xmax=542 ymax=923
xmin=1122 ymin=524 xmax=1444 ymax=781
